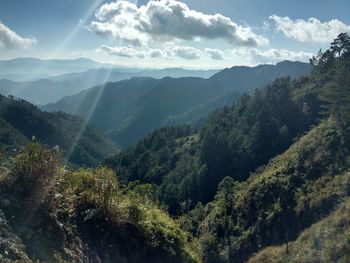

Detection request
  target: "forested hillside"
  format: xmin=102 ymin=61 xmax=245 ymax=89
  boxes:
xmin=0 ymin=95 xmax=119 ymax=166
xmin=107 ymin=34 xmax=350 ymax=262
xmin=44 ymin=61 xmax=310 ymax=148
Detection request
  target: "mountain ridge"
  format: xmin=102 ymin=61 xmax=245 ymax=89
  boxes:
xmin=43 ymin=60 xmax=311 ymax=147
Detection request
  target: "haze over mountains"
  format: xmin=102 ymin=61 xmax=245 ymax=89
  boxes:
xmin=0 ymin=58 xmax=219 ymax=104
xmin=43 ymin=60 xmax=311 ymax=147
xmin=0 ymin=57 xmax=112 ymax=80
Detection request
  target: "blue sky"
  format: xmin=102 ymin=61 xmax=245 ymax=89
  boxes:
xmin=1 ymin=0 xmax=350 ymax=68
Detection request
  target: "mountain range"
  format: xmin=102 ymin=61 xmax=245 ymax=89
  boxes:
xmin=43 ymin=60 xmax=311 ymax=147
xmin=0 ymin=58 xmax=219 ymax=104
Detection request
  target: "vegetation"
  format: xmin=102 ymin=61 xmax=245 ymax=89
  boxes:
xmin=107 ymin=33 xmax=350 ymax=262
xmin=108 ymin=69 xmax=319 ymax=211
xmin=248 ymin=198 xmax=350 ymax=263
xmin=0 ymin=143 xmax=199 ymax=262
xmin=0 ymin=94 xmax=119 ymax=166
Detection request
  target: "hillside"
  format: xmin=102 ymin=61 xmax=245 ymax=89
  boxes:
xmin=0 ymin=146 xmax=199 ymax=262
xmin=106 ymin=34 xmax=350 ymax=262
xmin=198 ymin=117 xmax=350 ymax=262
xmin=248 ymin=197 xmax=350 ymax=263
xmin=107 ymin=73 xmax=321 ymax=212
xmin=44 ymin=61 xmax=310 ymax=148
xmin=0 ymin=94 xmax=119 ymax=166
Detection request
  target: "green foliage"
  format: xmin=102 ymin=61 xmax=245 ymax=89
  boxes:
xmin=200 ymin=76 xmax=317 ymax=200
xmin=8 ymin=143 xmax=61 ymax=197
xmin=248 ymin=198 xmax=350 ymax=263
xmin=0 ymin=143 xmax=200 ymax=263
xmin=311 ymin=33 xmax=350 ymax=125
xmin=63 ymin=167 xmax=200 ymax=263
xmin=109 ymin=75 xmax=321 ymax=212
xmin=199 ymin=117 xmax=350 ymax=263
xmin=107 ymin=126 xmax=206 ymax=214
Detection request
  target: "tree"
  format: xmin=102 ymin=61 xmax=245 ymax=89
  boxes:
xmin=330 ymin=33 xmax=350 ymax=57
xmin=320 ymin=33 xmax=350 ymax=126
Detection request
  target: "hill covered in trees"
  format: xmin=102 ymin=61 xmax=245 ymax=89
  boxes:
xmin=0 ymin=95 xmax=119 ymax=166
xmin=106 ymin=33 xmax=350 ymax=262
xmin=43 ymin=61 xmax=310 ymax=148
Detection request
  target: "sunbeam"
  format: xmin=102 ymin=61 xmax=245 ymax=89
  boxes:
xmin=22 ymin=0 xmax=106 ymax=81
xmin=64 ymin=66 xmax=114 ymax=161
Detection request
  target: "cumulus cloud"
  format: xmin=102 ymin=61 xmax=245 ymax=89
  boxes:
xmin=149 ymin=48 xmax=163 ymax=58
xmin=90 ymin=0 xmax=268 ymax=47
xmin=232 ymin=47 xmax=313 ymax=64
xmin=99 ymin=44 xmax=203 ymax=60
xmin=171 ymin=46 xmax=201 ymax=60
xmin=99 ymin=45 xmax=146 ymax=58
xmin=205 ymin=48 xmax=225 ymax=60
xmin=0 ymin=21 xmax=37 ymax=49
xmin=269 ymin=15 xmax=350 ymax=43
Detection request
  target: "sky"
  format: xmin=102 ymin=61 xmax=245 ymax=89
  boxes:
xmin=0 ymin=0 xmax=350 ymax=69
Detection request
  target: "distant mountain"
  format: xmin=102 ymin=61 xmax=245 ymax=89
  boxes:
xmin=0 ymin=57 xmax=115 ymax=80
xmin=0 ymin=64 xmax=219 ymax=104
xmin=43 ymin=61 xmax=311 ymax=148
xmin=0 ymin=79 xmax=85 ymax=105
xmin=0 ymin=94 xmax=119 ymax=166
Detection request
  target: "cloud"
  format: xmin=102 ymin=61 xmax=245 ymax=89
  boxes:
xmin=90 ymin=0 xmax=268 ymax=47
xmin=0 ymin=21 xmax=37 ymax=49
xmin=205 ymin=48 xmax=225 ymax=60
xmin=99 ymin=45 xmax=146 ymax=58
xmin=171 ymin=46 xmax=201 ymax=60
xmin=149 ymin=48 xmax=163 ymax=58
xmin=232 ymin=47 xmax=313 ymax=64
xmin=99 ymin=44 xmax=203 ymax=60
xmin=269 ymin=15 xmax=350 ymax=43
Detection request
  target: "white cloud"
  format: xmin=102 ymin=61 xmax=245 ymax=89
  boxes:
xmin=205 ymin=48 xmax=225 ymax=60
xmin=149 ymin=48 xmax=163 ymax=58
xmin=90 ymin=0 xmax=268 ymax=47
xmin=171 ymin=46 xmax=202 ymax=60
xmin=269 ymin=15 xmax=350 ymax=43
xmin=232 ymin=47 xmax=313 ymax=64
xmin=99 ymin=45 xmax=146 ymax=58
xmin=0 ymin=21 xmax=37 ymax=49
xmin=99 ymin=44 xmax=203 ymax=60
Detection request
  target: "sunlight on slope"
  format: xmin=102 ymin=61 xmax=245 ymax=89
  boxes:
xmin=65 ymin=66 xmax=114 ymax=161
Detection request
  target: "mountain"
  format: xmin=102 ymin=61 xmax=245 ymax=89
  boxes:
xmin=0 ymin=66 xmax=219 ymax=104
xmin=0 ymin=94 xmax=119 ymax=166
xmin=0 ymin=79 xmax=86 ymax=105
xmin=44 ymin=61 xmax=311 ymax=148
xmin=0 ymin=57 xmax=114 ymax=80
xmin=106 ymin=35 xmax=350 ymax=262
xmin=0 ymin=57 xmax=219 ymax=82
